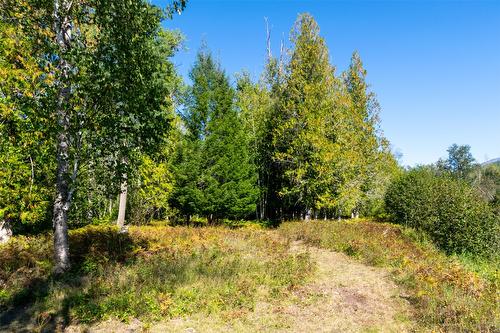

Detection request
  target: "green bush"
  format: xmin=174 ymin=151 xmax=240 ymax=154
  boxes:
xmin=385 ymin=168 xmax=499 ymax=257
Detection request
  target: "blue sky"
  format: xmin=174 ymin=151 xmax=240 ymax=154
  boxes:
xmin=156 ymin=0 xmax=500 ymax=166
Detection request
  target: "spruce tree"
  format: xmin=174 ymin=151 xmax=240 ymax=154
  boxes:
xmin=173 ymin=48 xmax=258 ymax=222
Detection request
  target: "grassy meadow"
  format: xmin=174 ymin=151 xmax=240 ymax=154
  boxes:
xmin=1 ymin=220 xmax=498 ymax=332
xmin=1 ymin=224 xmax=313 ymax=331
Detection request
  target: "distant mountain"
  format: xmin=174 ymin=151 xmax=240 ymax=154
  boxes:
xmin=482 ymin=157 xmax=500 ymax=166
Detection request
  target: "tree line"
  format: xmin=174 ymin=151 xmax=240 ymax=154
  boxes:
xmin=170 ymin=14 xmax=398 ymax=223
xmin=5 ymin=0 xmax=496 ymax=272
xmin=386 ymin=144 xmax=499 ymax=257
xmin=1 ymin=1 xmax=398 ymax=270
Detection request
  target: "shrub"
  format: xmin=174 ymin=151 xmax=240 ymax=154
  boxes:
xmin=385 ymin=168 xmax=499 ymax=257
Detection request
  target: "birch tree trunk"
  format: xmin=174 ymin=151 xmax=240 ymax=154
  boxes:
xmin=0 ymin=220 xmax=12 ymax=244
xmin=305 ymin=208 xmax=312 ymax=221
xmin=52 ymin=0 xmax=73 ymax=274
xmin=117 ymin=180 xmax=128 ymax=229
xmin=53 ymin=135 xmax=72 ymax=273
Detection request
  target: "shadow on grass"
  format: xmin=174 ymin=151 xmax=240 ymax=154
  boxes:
xmin=0 ymin=228 xmax=141 ymax=332
xmin=0 ymin=227 xmax=250 ymax=331
xmin=0 ymin=274 xmax=79 ymax=332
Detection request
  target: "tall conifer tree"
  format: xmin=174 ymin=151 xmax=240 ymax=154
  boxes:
xmin=343 ymin=51 xmax=384 ymax=217
xmin=273 ymin=13 xmax=336 ymax=219
xmin=173 ymin=48 xmax=258 ymax=222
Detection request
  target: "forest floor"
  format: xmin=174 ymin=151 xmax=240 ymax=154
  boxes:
xmin=63 ymin=241 xmax=413 ymax=333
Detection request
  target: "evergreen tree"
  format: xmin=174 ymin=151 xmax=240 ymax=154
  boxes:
xmin=172 ymin=49 xmax=258 ymax=222
xmin=272 ymin=13 xmax=337 ymax=219
xmin=258 ymin=41 xmax=286 ymax=221
xmin=341 ymin=51 xmax=381 ymax=217
xmin=171 ymin=49 xmax=218 ymax=220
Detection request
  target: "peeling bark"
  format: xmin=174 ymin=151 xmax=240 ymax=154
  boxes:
xmin=52 ymin=0 xmax=74 ymax=274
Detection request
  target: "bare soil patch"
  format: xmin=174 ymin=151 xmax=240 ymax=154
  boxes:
xmin=270 ymin=241 xmax=414 ymax=332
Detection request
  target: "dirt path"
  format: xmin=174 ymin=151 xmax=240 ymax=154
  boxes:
xmin=264 ymin=241 xmax=414 ymax=332
xmin=64 ymin=242 xmax=414 ymax=333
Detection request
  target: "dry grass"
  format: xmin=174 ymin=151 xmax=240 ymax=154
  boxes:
xmin=2 ymin=220 xmax=498 ymax=332
xmin=0 ymin=224 xmax=313 ymax=331
xmin=65 ymin=239 xmax=415 ymax=333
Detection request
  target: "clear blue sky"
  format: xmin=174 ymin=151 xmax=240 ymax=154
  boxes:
xmin=156 ymin=0 xmax=500 ymax=166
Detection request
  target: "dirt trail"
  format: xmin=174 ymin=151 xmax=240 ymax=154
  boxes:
xmin=63 ymin=241 xmax=414 ymax=333
xmin=265 ymin=241 xmax=414 ymax=332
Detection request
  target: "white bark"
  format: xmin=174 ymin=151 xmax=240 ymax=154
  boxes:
xmin=265 ymin=17 xmax=272 ymax=60
xmin=305 ymin=208 xmax=312 ymax=221
xmin=0 ymin=221 xmax=12 ymax=244
xmin=117 ymin=180 xmax=128 ymax=229
xmin=52 ymin=0 xmax=74 ymax=274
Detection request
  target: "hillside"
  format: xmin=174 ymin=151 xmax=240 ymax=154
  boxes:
xmin=1 ymin=3 xmax=499 ymax=333
xmin=482 ymin=157 xmax=500 ymax=166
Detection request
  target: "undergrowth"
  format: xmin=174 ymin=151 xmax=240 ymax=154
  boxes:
xmin=278 ymin=219 xmax=499 ymax=332
xmin=0 ymin=225 xmax=313 ymax=326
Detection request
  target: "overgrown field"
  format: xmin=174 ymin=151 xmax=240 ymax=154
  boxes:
xmin=279 ymin=220 xmax=499 ymax=332
xmin=0 ymin=225 xmax=312 ymax=330
xmin=1 ymin=221 xmax=498 ymax=332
